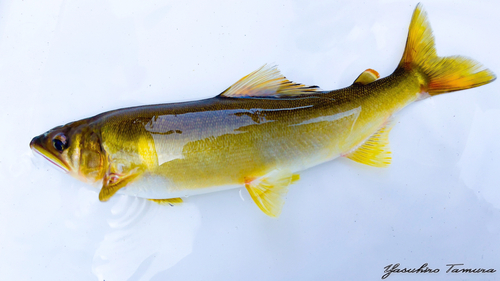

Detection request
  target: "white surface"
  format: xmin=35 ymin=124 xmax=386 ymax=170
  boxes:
xmin=1 ymin=1 xmax=499 ymax=280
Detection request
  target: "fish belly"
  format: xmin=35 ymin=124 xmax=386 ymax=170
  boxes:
xmin=117 ymin=173 xmax=242 ymax=199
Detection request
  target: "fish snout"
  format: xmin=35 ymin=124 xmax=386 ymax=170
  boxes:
xmin=30 ymin=136 xmax=36 ymax=149
xmin=30 ymin=135 xmax=41 ymax=149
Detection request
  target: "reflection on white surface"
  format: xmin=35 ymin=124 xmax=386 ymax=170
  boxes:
xmin=0 ymin=0 xmax=499 ymax=280
xmin=458 ymin=106 xmax=500 ymax=209
xmin=92 ymin=196 xmax=200 ymax=281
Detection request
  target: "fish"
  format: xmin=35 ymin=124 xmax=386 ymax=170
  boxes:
xmin=30 ymin=4 xmax=495 ymax=217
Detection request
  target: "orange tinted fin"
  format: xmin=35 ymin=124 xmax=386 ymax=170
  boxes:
xmin=245 ymin=170 xmax=300 ymax=218
xmin=353 ymin=69 xmax=380 ymax=85
xmin=219 ymin=65 xmax=320 ymax=98
xmin=149 ymin=198 xmax=183 ymax=206
xmin=399 ymin=4 xmax=495 ymax=95
xmin=346 ymin=122 xmax=393 ymax=167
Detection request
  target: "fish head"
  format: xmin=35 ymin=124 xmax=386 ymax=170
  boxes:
xmin=30 ymin=120 xmax=106 ymax=184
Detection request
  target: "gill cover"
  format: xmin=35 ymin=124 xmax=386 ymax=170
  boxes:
xmin=30 ymin=120 xmax=106 ymax=183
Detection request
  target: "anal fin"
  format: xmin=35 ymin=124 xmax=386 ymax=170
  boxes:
xmin=346 ymin=122 xmax=393 ymax=167
xmin=149 ymin=198 xmax=183 ymax=206
xmin=245 ymin=170 xmax=300 ymax=218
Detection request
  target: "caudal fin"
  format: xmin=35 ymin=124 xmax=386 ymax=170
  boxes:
xmin=399 ymin=4 xmax=496 ymax=95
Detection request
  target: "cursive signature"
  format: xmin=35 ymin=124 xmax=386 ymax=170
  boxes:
xmin=382 ymin=263 xmax=496 ymax=279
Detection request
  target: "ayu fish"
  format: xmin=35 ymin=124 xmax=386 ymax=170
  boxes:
xmin=30 ymin=4 xmax=495 ymax=217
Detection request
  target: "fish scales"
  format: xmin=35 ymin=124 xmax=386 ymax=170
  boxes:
xmin=99 ymin=95 xmax=360 ymax=188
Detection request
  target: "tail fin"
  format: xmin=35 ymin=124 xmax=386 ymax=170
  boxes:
xmin=399 ymin=4 xmax=496 ymax=95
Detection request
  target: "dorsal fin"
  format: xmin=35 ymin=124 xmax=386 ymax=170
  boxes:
xmin=353 ymin=69 xmax=380 ymax=85
xmin=218 ymin=65 xmax=320 ymax=98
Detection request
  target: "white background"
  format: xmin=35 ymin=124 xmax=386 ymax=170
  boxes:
xmin=1 ymin=0 xmax=499 ymax=280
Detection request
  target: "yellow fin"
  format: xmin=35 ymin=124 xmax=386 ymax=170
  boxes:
xmin=219 ymin=65 xmax=320 ymax=98
xmin=149 ymin=198 xmax=183 ymax=206
xmin=353 ymin=69 xmax=380 ymax=85
xmin=399 ymin=4 xmax=437 ymax=71
xmin=99 ymin=173 xmax=139 ymax=202
xmin=245 ymin=170 xmax=300 ymax=218
xmin=346 ymin=123 xmax=393 ymax=167
xmin=399 ymin=4 xmax=495 ymax=95
xmin=99 ymin=184 xmax=120 ymax=202
xmin=99 ymin=161 xmax=142 ymax=202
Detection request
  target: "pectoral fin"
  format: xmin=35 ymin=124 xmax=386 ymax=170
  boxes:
xmin=99 ymin=172 xmax=139 ymax=202
xmin=149 ymin=198 xmax=183 ymax=206
xmin=245 ymin=170 xmax=300 ymax=218
xmin=345 ymin=122 xmax=393 ymax=167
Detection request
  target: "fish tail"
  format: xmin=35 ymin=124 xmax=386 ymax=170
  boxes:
xmin=398 ymin=3 xmax=496 ymax=95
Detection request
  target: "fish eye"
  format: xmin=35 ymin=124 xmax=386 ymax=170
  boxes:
xmin=52 ymin=133 xmax=67 ymax=152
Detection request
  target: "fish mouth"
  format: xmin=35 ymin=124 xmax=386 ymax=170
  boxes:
xmin=30 ymin=137 xmax=70 ymax=173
